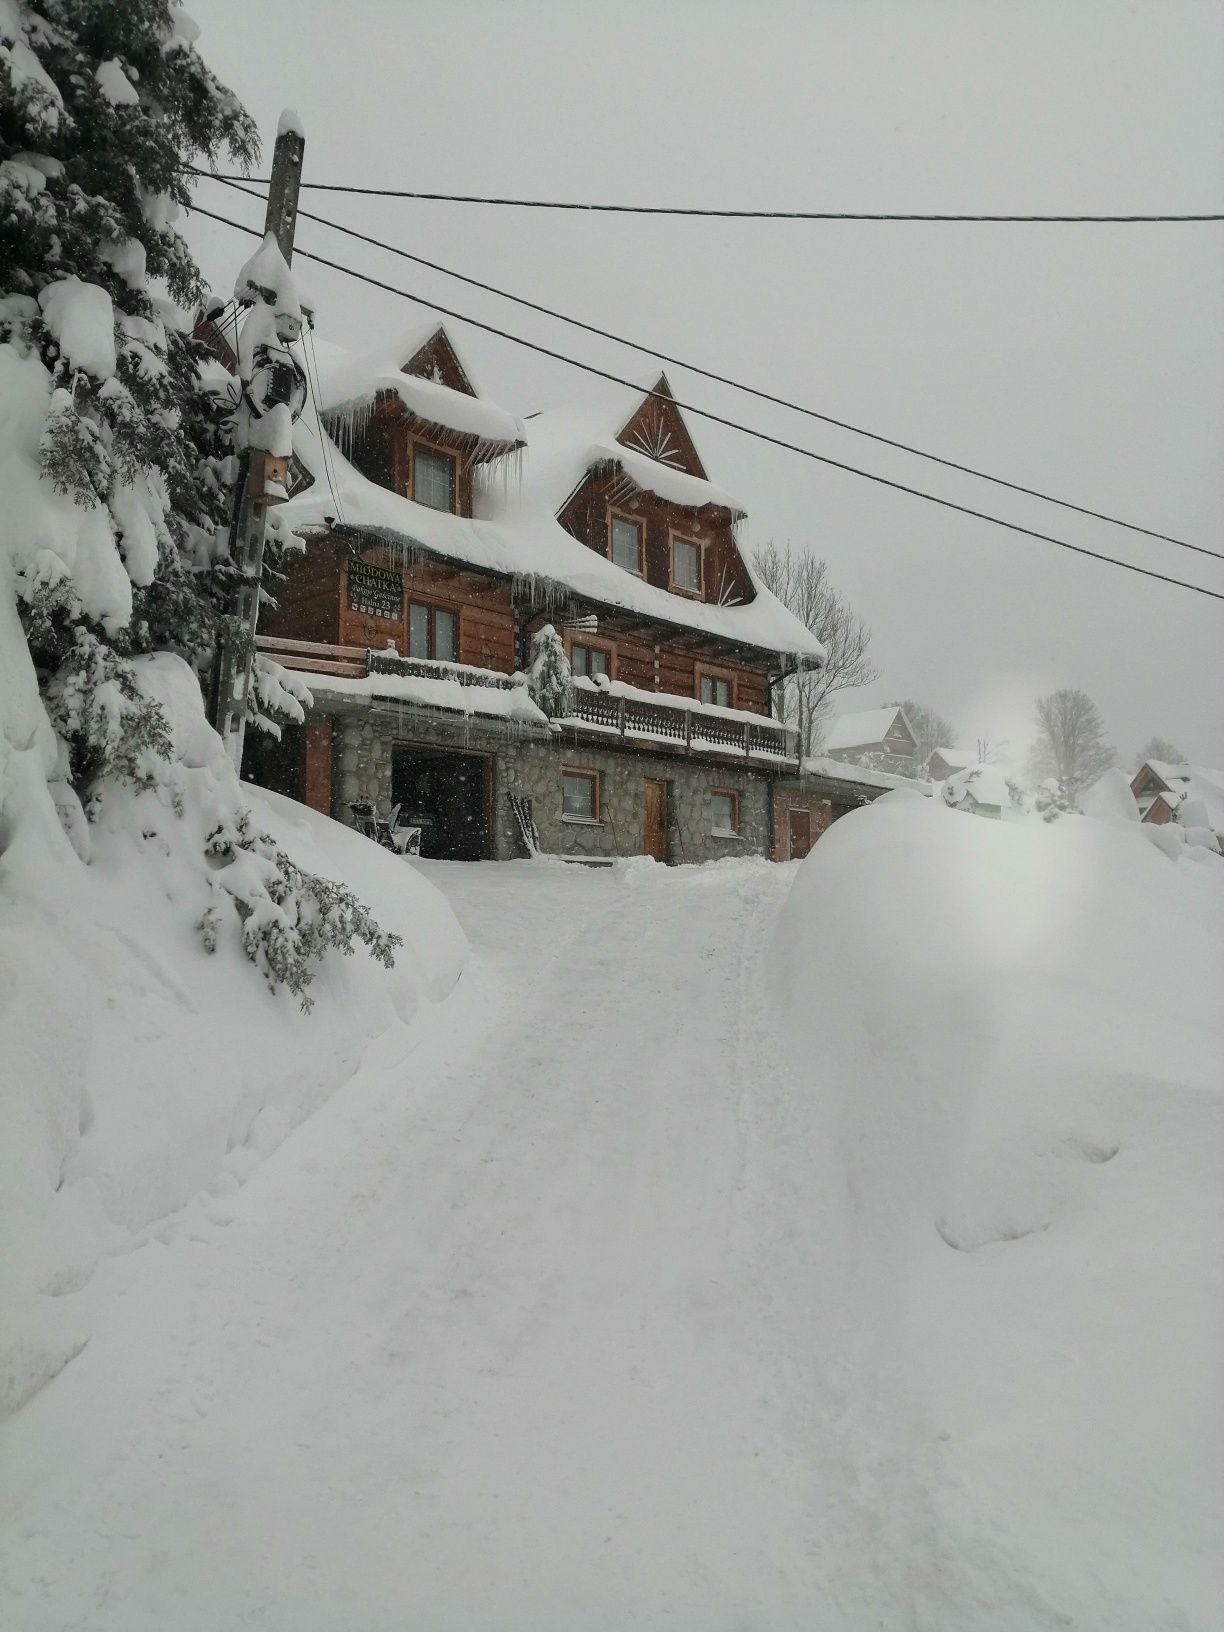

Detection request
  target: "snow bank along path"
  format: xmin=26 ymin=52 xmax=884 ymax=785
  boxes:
xmin=3 ymin=804 xmax=1221 ymax=1630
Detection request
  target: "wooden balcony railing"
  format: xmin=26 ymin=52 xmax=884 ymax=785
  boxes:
xmin=255 ymin=637 xmax=797 ymax=762
xmin=567 ymin=685 xmax=797 ymax=762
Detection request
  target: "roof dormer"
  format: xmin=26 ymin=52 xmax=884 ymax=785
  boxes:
xmin=614 ymin=374 xmax=708 ymax=479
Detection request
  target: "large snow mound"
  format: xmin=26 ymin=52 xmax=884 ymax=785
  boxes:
xmin=1 ymin=743 xmax=466 ymax=1423
xmin=768 ymin=797 xmax=1224 ymax=1630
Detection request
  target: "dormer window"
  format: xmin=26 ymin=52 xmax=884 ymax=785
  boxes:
xmin=609 ymin=513 xmax=644 ymax=575
xmin=671 ymin=534 xmax=702 ymax=596
xmin=413 ymin=443 xmax=455 ymax=512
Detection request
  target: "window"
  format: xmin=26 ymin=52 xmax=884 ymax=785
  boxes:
xmin=700 ymin=674 xmax=732 ymax=708
xmin=562 ymin=770 xmax=599 ymax=821
xmin=610 ymin=514 xmax=644 ymax=574
xmin=671 ymin=535 xmax=702 ymax=595
xmin=571 ymin=643 xmax=610 ymax=680
xmin=710 ymin=789 xmax=739 ymax=836
xmin=413 ymin=444 xmax=455 ymax=512
xmin=407 ymin=601 xmax=458 ymax=661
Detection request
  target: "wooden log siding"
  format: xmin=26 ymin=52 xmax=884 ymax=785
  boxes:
xmin=557 ymin=467 xmax=756 ymax=610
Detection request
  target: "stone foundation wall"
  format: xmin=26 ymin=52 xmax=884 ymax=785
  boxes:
xmin=496 ymin=740 xmax=771 ymax=864
xmin=310 ymin=704 xmax=776 ymax=865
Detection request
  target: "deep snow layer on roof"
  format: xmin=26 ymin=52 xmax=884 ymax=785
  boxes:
xmin=822 ymin=706 xmax=911 ymax=752
xmin=283 ymin=402 xmax=824 ymax=662
xmin=316 ymin=326 xmax=524 ymax=450
xmin=1140 ymin=762 xmax=1224 ymax=833
xmin=801 ymin=755 xmax=930 ymax=794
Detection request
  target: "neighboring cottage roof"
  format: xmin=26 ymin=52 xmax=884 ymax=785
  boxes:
xmin=800 ymin=755 xmax=930 ymax=795
xmin=1133 ymin=761 xmax=1224 ymax=833
xmin=283 ymin=367 xmax=824 ymax=663
xmin=927 ymin=746 xmax=978 ymax=773
xmin=823 ymin=706 xmax=914 ymax=753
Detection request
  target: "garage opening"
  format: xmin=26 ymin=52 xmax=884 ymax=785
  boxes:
xmin=391 ymin=746 xmax=491 ymax=861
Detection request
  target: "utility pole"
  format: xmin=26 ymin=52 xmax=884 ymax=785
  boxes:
xmin=211 ymin=112 xmax=306 ymax=773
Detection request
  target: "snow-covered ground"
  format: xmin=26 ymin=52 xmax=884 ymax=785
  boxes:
xmin=2 ymin=803 xmax=1221 ymax=1629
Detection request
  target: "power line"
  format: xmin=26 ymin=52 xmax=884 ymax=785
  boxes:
xmin=188 ymin=202 xmax=1224 ymax=606
xmin=189 ymin=171 xmax=1223 ymax=223
xmin=197 ymin=169 xmax=1223 ymax=564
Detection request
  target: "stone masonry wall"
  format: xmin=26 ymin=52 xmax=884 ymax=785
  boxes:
xmin=495 ymin=739 xmax=772 ymax=864
xmin=319 ymin=705 xmax=775 ymax=865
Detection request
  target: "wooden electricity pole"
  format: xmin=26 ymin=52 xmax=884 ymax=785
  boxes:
xmin=212 ymin=113 xmax=305 ymax=773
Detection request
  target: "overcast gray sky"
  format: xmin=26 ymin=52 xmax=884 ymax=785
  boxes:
xmin=187 ymin=0 xmax=1224 ymax=767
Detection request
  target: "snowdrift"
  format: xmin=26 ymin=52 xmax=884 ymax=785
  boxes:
xmin=1 ymin=716 xmax=466 ymax=1422
xmin=768 ymin=795 xmax=1224 ymax=1630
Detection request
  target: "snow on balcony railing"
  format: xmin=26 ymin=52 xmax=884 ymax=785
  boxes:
xmin=565 ymin=679 xmax=796 ymax=762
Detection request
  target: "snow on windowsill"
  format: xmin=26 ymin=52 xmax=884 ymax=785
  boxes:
xmin=561 ymin=814 xmax=604 ymax=827
xmin=710 ymin=828 xmax=743 ymax=841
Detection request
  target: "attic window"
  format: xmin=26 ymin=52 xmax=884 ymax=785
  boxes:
xmin=413 ymin=443 xmax=455 ymax=512
xmin=571 ymin=643 xmax=610 ymax=680
xmin=610 ymin=514 xmax=644 ymax=575
xmin=700 ymin=675 xmax=732 ymax=708
xmin=671 ymin=536 xmax=702 ymax=595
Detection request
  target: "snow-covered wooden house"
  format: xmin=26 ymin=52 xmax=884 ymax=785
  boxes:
xmin=1131 ymin=760 xmax=1224 ymax=848
xmin=245 ymin=320 xmax=830 ymax=862
xmin=821 ymin=705 xmax=918 ymax=768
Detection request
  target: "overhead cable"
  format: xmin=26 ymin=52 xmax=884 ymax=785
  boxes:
xmin=187 ymin=202 xmax=1224 ymax=606
xmin=198 ymin=169 xmax=1224 ymax=564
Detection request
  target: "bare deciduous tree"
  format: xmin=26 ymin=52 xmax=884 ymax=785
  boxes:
xmin=1136 ymin=735 xmax=1185 ymax=768
xmin=1027 ymin=689 xmax=1117 ymax=806
xmin=753 ymin=541 xmax=878 ymax=755
xmin=899 ymin=699 xmax=959 ymax=767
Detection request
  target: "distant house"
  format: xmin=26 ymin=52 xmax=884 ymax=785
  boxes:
xmin=942 ymin=764 xmax=1012 ymax=819
xmin=822 ymin=706 xmax=918 ymax=767
xmin=1131 ymin=761 xmax=1224 ymax=846
xmin=925 ymin=746 xmax=979 ymax=782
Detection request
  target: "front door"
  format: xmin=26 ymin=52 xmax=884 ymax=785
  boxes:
xmin=788 ymin=806 xmax=813 ymax=860
xmin=643 ymin=779 xmax=668 ymax=862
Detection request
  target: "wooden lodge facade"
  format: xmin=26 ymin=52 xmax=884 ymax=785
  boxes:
xmin=241 ymin=320 xmax=891 ymax=864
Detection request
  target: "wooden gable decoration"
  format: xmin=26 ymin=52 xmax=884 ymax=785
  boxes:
xmin=615 ymin=374 xmax=708 ymax=481
xmin=401 ymin=327 xmax=477 ymax=397
xmin=1131 ymin=762 xmax=1171 ymax=799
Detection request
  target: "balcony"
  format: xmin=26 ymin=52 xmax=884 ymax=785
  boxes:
xmin=565 ymin=680 xmax=797 ymax=764
xmin=255 ymin=638 xmax=797 ymax=763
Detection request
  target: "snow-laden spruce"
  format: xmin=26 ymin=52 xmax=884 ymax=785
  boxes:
xmin=0 ymin=0 xmax=390 ymax=1001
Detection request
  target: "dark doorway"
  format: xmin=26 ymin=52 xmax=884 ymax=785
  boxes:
xmin=391 ymin=746 xmax=491 ymax=861
xmin=788 ymin=806 xmax=813 ymax=860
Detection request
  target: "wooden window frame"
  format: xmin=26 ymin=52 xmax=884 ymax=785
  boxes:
xmin=564 ymin=633 xmax=618 ymax=682
xmin=668 ymin=529 xmax=704 ymax=599
xmin=695 ymin=662 xmax=738 ymax=709
xmin=709 ymin=787 xmax=740 ymax=837
xmin=607 ymin=508 xmax=645 ymax=577
xmin=410 ymin=437 xmax=457 ymax=515
xmin=407 ymin=597 xmax=461 ymax=662
xmin=561 ymin=766 xmax=601 ymax=823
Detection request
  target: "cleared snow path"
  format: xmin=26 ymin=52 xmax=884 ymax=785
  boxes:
xmin=1 ymin=858 xmax=861 ymax=1631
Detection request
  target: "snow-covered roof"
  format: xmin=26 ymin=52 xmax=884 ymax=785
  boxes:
xmin=823 ymin=706 xmax=913 ymax=752
xmin=1135 ymin=761 xmax=1224 ymax=834
xmin=317 ymin=325 xmax=524 ymax=451
xmin=800 ymin=755 xmax=930 ymax=795
xmin=506 ymin=384 xmax=745 ymax=522
xmin=284 ymin=377 xmax=824 ymax=663
xmin=927 ymin=746 xmax=978 ymax=773
xmin=943 ymin=764 xmax=1012 ymax=810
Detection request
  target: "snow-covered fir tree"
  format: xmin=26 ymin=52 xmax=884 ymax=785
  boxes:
xmin=0 ymin=1 xmax=393 ymax=1002
xmin=526 ymin=623 xmax=573 ymax=719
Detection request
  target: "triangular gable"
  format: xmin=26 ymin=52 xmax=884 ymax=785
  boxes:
xmin=402 ymin=326 xmax=477 ymax=398
xmin=615 ymin=375 xmax=708 ymax=479
xmin=1131 ymin=762 xmax=1172 ymax=799
xmin=887 ymin=708 xmax=918 ymax=750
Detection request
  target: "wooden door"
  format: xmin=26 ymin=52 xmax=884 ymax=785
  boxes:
xmin=643 ymin=779 xmax=668 ymax=862
xmin=788 ymin=806 xmax=813 ymax=860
